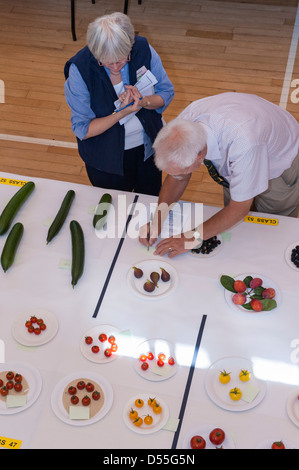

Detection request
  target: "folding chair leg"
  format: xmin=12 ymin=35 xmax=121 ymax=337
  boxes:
xmin=71 ymin=0 xmax=76 ymax=41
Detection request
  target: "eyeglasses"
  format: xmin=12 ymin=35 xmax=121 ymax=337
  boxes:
xmin=98 ymin=54 xmax=131 ymax=68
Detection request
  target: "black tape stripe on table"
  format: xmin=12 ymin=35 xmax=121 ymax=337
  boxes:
xmin=92 ymin=194 xmax=139 ymax=318
xmin=171 ymin=314 xmax=207 ymax=449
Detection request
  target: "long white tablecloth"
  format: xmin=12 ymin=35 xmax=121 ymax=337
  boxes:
xmin=0 ymin=171 xmax=298 ymax=450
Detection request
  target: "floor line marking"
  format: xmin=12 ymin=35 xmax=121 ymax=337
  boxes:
xmin=0 ymin=133 xmax=77 ymax=148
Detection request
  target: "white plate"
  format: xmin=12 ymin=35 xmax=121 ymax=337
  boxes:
xmin=204 ymin=356 xmax=267 ymax=412
xmin=256 ymin=439 xmax=298 ymax=449
xmin=286 ymin=390 xmax=299 ymax=427
xmin=12 ymin=308 xmax=58 ymax=347
xmin=223 ymin=273 xmax=281 ymax=314
xmin=0 ymin=361 xmax=42 ymax=415
xmin=181 ymin=424 xmax=235 ymax=449
xmin=123 ymin=393 xmax=169 ymax=434
xmin=80 ymin=324 xmax=121 ymax=364
xmin=127 ymin=259 xmax=178 ymax=300
xmin=51 ymin=370 xmax=113 ymax=426
xmin=285 ymin=241 xmax=299 ymax=272
xmin=190 ymin=235 xmax=223 ymax=258
xmin=133 ymin=338 xmax=178 ymax=382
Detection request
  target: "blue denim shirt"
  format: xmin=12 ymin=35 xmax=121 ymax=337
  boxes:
xmin=64 ymin=45 xmax=174 ymax=160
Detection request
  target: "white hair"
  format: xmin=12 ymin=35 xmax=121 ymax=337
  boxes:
xmin=87 ymin=12 xmax=135 ymax=63
xmin=153 ymin=119 xmax=207 ymax=171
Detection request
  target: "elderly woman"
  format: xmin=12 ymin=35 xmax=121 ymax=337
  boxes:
xmin=64 ymin=12 xmax=174 ymax=195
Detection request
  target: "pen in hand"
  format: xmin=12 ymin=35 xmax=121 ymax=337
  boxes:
xmin=112 ymin=97 xmax=143 ymax=114
xmin=147 ymin=213 xmax=153 ymax=251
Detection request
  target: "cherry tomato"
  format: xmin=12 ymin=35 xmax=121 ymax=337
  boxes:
xmin=229 ymin=387 xmax=242 ymax=401
xmin=68 ymin=386 xmax=77 ymax=395
xmin=0 ymin=379 xmax=3 ymax=388
xmin=86 ymin=382 xmax=94 ymax=392
xmin=30 ymin=316 xmax=37 ymax=323
xmin=141 ymin=362 xmax=149 ymax=371
xmin=108 ymin=335 xmax=116 ymax=344
xmin=98 ymin=333 xmax=107 ymax=342
xmin=82 ymin=395 xmax=91 ymax=406
xmin=92 ymin=390 xmax=101 ymax=401
xmin=6 ymin=380 xmax=14 ymax=390
xmin=37 ymin=319 xmax=44 ymax=325
xmin=27 ymin=325 xmax=35 ymax=333
xmin=25 ymin=320 xmax=32 ymax=328
xmin=139 ymin=354 xmax=147 ymax=362
xmin=209 ymin=428 xmax=225 ymax=446
xmin=111 ymin=343 xmax=118 ymax=352
xmin=40 ymin=323 xmax=46 ymax=331
xmin=6 ymin=371 xmax=14 ymax=380
xmin=157 ymin=359 xmax=164 ymax=367
xmin=135 ymin=398 xmax=144 ymax=408
xmin=144 ymin=415 xmax=153 ymax=425
xmin=71 ymin=395 xmax=79 ymax=405
xmin=0 ymin=387 xmax=8 ymax=397
xmin=219 ymin=370 xmax=231 ymax=384
xmin=34 ymin=327 xmax=41 ymax=335
xmin=271 ymin=441 xmax=285 ymax=449
xmin=168 ymin=357 xmax=175 ymax=366
xmin=133 ymin=417 xmax=143 ymax=427
xmin=148 ymin=397 xmax=156 ymax=407
xmin=91 ymin=345 xmax=99 ymax=354
xmin=14 ymin=382 xmax=22 ymax=392
xmin=147 ymin=352 xmax=154 ymax=360
xmin=15 ymin=374 xmax=22 ymax=383
xmin=190 ymin=435 xmax=206 ymax=449
xmin=158 ymin=353 xmax=166 ymax=361
xmin=77 ymin=381 xmax=85 ymax=390
xmin=129 ymin=408 xmax=138 ymax=420
xmin=85 ymin=336 xmax=93 ymax=345
xmin=153 ymin=402 xmax=162 ymax=414
xmin=104 ymin=348 xmax=112 ymax=358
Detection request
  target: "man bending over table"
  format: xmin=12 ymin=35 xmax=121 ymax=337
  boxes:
xmin=139 ymin=92 xmax=299 ymax=258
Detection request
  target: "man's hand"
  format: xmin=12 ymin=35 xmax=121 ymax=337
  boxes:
xmin=153 ymin=230 xmax=199 ymax=258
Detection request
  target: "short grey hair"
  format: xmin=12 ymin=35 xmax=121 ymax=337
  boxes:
xmin=153 ymin=119 xmax=207 ymax=171
xmin=87 ymin=12 xmax=135 ymax=63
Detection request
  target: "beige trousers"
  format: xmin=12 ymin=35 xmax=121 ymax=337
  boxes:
xmin=223 ymin=149 xmax=299 ymax=218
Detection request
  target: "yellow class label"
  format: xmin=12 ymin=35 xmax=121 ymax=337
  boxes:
xmin=0 ymin=436 xmax=22 ymax=449
xmin=244 ymin=215 xmax=278 ymax=226
xmin=0 ymin=177 xmax=28 ymax=186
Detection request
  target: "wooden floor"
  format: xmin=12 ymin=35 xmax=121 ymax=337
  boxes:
xmin=0 ymin=0 xmax=298 ymax=206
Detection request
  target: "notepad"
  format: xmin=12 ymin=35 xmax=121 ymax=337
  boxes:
xmin=69 ymin=406 xmax=90 ymax=420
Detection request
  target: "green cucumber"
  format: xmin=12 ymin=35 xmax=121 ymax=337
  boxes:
xmin=93 ymin=193 xmax=112 ymax=229
xmin=47 ymin=190 xmax=75 ymax=244
xmin=0 ymin=181 xmax=35 ymax=235
xmin=1 ymin=222 xmax=24 ymax=272
xmin=70 ymin=220 xmax=84 ymax=288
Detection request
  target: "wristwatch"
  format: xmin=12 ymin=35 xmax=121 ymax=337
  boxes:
xmin=192 ymin=229 xmax=203 ymax=248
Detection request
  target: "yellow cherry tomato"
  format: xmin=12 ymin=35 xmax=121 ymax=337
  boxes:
xmin=229 ymin=387 xmax=242 ymax=401
xmin=147 ymin=397 xmax=156 ymax=407
xmin=153 ymin=402 xmax=162 ymax=414
xmin=144 ymin=414 xmax=153 ymax=425
xmin=219 ymin=370 xmax=231 ymax=384
xmin=129 ymin=408 xmax=138 ymax=420
xmin=134 ymin=398 xmax=144 ymax=408
xmin=133 ymin=417 xmax=143 ymax=427
xmin=239 ymin=369 xmax=251 ymax=382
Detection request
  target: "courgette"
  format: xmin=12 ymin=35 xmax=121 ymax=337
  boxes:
xmin=47 ymin=190 xmax=75 ymax=244
xmin=70 ymin=220 xmax=84 ymax=288
xmin=1 ymin=222 xmax=24 ymax=272
xmin=93 ymin=193 xmax=112 ymax=229
xmin=0 ymin=181 xmax=35 ymax=235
